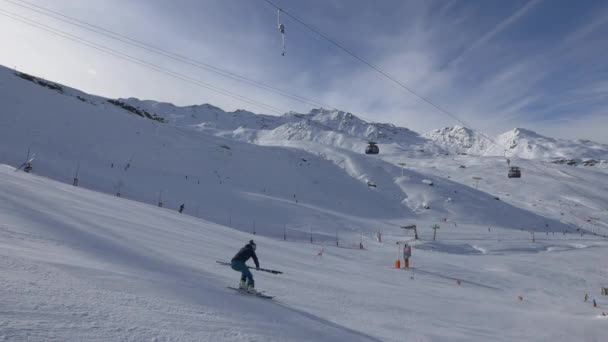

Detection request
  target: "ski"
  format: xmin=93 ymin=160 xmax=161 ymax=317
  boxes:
xmin=216 ymin=260 xmax=283 ymax=274
xmin=227 ymin=286 xmax=274 ymax=299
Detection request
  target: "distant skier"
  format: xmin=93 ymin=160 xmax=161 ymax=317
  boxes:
xmin=403 ymin=243 xmax=412 ymax=268
xmin=231 ymin=240 xmax=259 ymax=290
xmin=179 ymin=204 xmax=185 ymax=213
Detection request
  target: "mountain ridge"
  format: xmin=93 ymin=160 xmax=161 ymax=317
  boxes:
xmin=5 ymin=65 xmax=607 ymax=163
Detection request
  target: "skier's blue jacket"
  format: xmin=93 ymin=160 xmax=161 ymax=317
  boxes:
xmin=231 ymin=244 xmax=259 ymax=268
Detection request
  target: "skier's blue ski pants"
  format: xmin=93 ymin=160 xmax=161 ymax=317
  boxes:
xmin=231 ymin=260 xmax=254 ymax=286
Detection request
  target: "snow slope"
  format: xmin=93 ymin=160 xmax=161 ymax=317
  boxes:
xmin=0 ymin=165 xmax=382 ymax=341
xmin=0 ymin=65 xmax=571 ymax=237
xmin=125 ymin=94 xmax=608 ymax=235
xmin=0 ymin=66 xmax=411 ymax=242
xmin=2 ymin=165 xmax=608 ymax=341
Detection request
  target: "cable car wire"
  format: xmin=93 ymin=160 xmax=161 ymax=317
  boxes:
xmin=259 ymin=0 xmax=475 ymax=129
xmin=3 ymin=0 xmax=335 ymax=110
xmin=0 ymin=8 xmax=286 ymax=115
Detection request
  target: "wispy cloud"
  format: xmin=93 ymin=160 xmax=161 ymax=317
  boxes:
xmin=445 ymin=0 xmax=542 ymax=68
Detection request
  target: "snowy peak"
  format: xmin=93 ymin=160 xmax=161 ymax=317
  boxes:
xmin=423 ymin=125 xmax=493 ymax=155
xmin=299 ymin=108 xmax=369 ymax=134
xmin=509 ymin=128 xmax=544 ymax=139
xmin=425 ymin=125 xmax=608 ymax=161
xmin=498 ymin=128 xmax=549 ymax=150
xmin=287 ymin=108 xmax=426 ymax=146
xmin=496 ymin=128 xmax=608 ymax=160
xmin=116 ymin=101 xmax=431 ymax=153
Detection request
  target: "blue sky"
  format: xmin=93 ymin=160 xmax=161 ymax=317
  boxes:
xmin=0 ymin=0 xmax=607 ymax=142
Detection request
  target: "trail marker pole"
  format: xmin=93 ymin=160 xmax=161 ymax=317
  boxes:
xmin=73 ymin=162 xmax=80 ymax=187
xmin=432 ymin=224 xmax=440 ymax=241
xmin=398 ymin=162 xmax=406 ymax=177
xmin=473 ymin=176 xmax=482 ymax=190
xmin=395 ymin=242 xmax=401 ymax=268
xmin=310 ymin=227 xmax=313 ymax=243
xmin=359 ymin=230 xmax=363 ymax=249
xmin=531 ymin=231 xmax=535 ymax=243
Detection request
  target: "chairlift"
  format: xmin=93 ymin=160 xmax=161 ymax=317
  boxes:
xmin=365 ymin=141 xmax=379 ymax=154
xmin=508 ymin=166 xmax=521 ymax=178
xmin=277 ymin=10 xmax=286 ymax=56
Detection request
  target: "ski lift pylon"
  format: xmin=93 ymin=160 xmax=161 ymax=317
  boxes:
xmin=277 ymin=9 xmax=286 ymax=56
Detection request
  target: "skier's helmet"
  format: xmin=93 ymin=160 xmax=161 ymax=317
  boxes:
xmin=249 ymin=240 xmax=257 ymax=251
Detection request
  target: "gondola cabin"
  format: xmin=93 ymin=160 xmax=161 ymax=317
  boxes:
xmin=508 ymin=166 xmax=521 ymax=178
xmin=365 ymin=142 xmax=379 ymax=155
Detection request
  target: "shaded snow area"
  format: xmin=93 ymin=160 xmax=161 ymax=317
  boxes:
xmin=1 ymin=64 xmax=608 ymax=341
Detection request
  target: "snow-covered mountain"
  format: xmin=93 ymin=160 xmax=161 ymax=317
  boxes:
xmin=425 ymin=126 xmax=608 ymax=162
xmin=1 ymin=65 xmax=572 ymax=232
xmin=124 ymin=96 xmax=608 ymax=164
xmin=496 ymin=128 xmax=608 ymax=161
xmin=423 ymin=125 xmax=494 ymax=155
xmin=4 ymin=64 xmax=608 ymax=233
xmin=2 ymin=64 xmax=608 ymax=341
xmin=123 ymin=99 xmax=439 ymax=156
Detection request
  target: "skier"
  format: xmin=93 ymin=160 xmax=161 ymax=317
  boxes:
xmin=179 ymin=204 xmax=185 ymax=213
xmin=231 ymin=240 xmax=259 ymax=290
xmin=23 ymin=161 xmax=32 ymax=173
xmin=403 ymin=243 xmax=412 ymax=268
